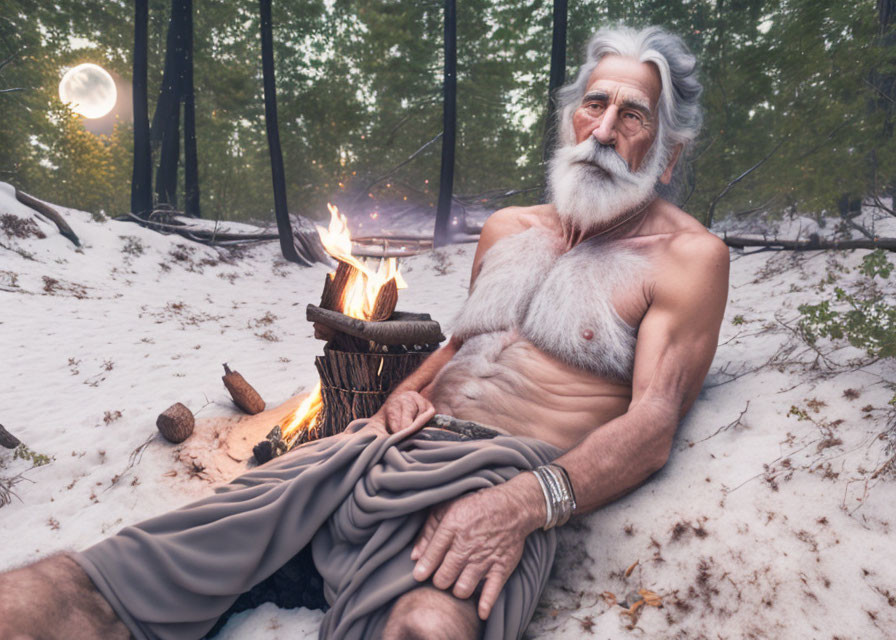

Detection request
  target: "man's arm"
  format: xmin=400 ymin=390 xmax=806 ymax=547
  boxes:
xmin=539 ymin=232 xmax=729 ymax=511
xmin=409 ymin=232 xmax=730 ymax=619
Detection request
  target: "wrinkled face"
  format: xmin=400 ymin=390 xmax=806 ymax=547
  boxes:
xmin=549 ymin=55 xmax=669 ymax=234
xmin=572 ymin=55 xmax=662 ymax=173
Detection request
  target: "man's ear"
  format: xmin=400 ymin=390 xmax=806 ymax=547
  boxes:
xmin=660 ymin=144 xmax=683 ymax=184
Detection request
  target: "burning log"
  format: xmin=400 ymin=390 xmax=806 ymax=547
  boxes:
xmin=369 ymin=277 xmax=398 ymax=321
xmin=319 ymin=261 xmax=354 ymax=312
xmin=222 ymin=364 xmax=266 ymax=415
xmin=156 ymin=403 xmax=195 ymax=443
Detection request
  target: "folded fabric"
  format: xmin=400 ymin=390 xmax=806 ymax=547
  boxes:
xmin=74 ymin=420 xmax=561 ymax=640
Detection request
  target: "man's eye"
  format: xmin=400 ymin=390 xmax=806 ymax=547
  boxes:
xmin=585 ymin=102 xmax=605 ymax=112
xmin=623 ymin=111 xmax=643 ymax=122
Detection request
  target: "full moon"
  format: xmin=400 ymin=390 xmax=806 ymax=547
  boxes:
xmin=59 ymin=63 xmax=117 ymax=119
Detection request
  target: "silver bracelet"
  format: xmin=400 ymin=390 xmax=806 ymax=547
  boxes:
xmin=531 ymin=466 xmax=554 ymax=529
xmin=531 ymin=464 xmax=577 ymax=530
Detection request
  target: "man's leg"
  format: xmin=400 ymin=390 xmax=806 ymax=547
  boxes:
xmin=381 ymin=585 xmax=482 ymax=640
xmin=0 ymin=553 xmax=130 ymax=640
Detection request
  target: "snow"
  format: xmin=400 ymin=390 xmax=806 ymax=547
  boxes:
xmin=1 ymin=182 xmax=894 ymax=638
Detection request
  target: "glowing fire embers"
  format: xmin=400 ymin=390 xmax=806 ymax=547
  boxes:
xmin=280 ymin=380 xmax=323 ymax=443
xmin=279 ymin=204 xmax=404 ymax=446
xmin=316 ymin=204 xmax=406 ymax=321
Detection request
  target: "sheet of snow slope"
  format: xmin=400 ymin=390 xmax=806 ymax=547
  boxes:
xmin=0 ymin=183 xmax=893 ymax=639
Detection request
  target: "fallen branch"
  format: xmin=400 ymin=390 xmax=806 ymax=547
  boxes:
xmin=117 ymin=211 xmax=329 ymax=264
xmin=14 ymin=188 xmax=80 ymax=246
xmin=722 ymin=234 xmax=896 ymax=252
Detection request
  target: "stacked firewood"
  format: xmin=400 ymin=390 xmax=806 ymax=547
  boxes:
xmin=290 ymin=260 xmax=443 ymax=446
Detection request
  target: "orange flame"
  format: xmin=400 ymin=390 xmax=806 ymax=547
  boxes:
xmin=317 ymin=203 xmax=406 ymax=320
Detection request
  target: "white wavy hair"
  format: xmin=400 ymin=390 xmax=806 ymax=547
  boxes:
xmin=554 ymin=25 xmax=703 ymax=153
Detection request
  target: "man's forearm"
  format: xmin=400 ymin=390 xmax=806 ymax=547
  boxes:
xmin=504 ymin=398 xmax=678 ymax=527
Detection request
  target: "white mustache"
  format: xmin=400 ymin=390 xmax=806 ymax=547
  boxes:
xmin=560 ymin=138 xmax=634 ymax=182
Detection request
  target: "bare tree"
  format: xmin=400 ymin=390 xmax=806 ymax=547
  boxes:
xmin=131 ymin=0 xmax=152 ymax=216
xmin=259 ymin=0 xmax=309 ymax=265
xmin=433 ymin=0 xmax=456 ymax=248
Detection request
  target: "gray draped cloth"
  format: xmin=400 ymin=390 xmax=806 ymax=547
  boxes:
xmin=73 ymin=420 xmax=562 ymax=640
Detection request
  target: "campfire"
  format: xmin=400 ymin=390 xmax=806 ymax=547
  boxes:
xmin=252 ymin=205 xmax=444 ymax=463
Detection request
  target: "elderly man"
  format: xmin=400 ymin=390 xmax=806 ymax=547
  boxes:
xmin=0 ymin=24 xmax=727 ymax=640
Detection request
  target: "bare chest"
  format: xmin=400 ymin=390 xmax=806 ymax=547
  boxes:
xmin=451 ymin=227 xmax=650 ymax=381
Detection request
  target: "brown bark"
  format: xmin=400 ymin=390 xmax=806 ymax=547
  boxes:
xmin=722 ymin=235 xmax=896 ymax=251
xmin=14 ymin=189 xmax=80 ymax=247
xmin=156 ymin=402 xmax=194 ymax=443
xmin=221 ymin=364 xmax=266 ymax=415
xmin=319 ymin=261 xmax=355 ymax=312
xmin=369 ymin=278 xmax=398 ymax=321
xmin=306 ymin=305 xmax=445 ymax=346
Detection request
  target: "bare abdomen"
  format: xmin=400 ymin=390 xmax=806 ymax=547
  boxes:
xmin=426 ymin=331 xmax=632 ymax=451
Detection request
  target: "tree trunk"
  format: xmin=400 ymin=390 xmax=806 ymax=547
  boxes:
xmin=433 ymin=0 xmax=456 ymax=248
xmin=542 ymin=0 xmax=567 ymax=164
xmin=182 ymin=0 xmax=200 ymax=217
xmin=154 ymin=0 xmax=187 ymax=208
xmin=131 ymin=0 xmax=153 ymax=217
xmin=259 ymin=0 xmax=306 ymax=265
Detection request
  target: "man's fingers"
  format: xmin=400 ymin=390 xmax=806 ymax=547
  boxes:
xmin=452 ymin=563 xmax=487 ymax=600
xmin=431 ymin=547 xmax=469 ymax=591
xmin=410 ymin=510 xmax=442 ymax=561
xmin=478 ymin=566 xmax=510 ymax=621
xmin=415 ymin=392 xmax=434 ymax=414
xmin=412 ymin=524 xmax=454 ymax=582
xmin=408 ymin=405 xmax=435 ymax=432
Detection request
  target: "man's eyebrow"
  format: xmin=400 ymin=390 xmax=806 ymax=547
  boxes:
xmin=582 ymin=91 xmax=652 ymax=117
xmin=582 ymin=91 xmax=608 ymax=103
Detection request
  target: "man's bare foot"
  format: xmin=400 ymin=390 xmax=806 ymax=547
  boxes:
xmin=0 ymin=553 xmax=131 ymax=639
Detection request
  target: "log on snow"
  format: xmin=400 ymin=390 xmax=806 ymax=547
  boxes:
xmin=723 ymin=234 xmax=896 ymax=252
xmin=14 ymin=189 xmax=80 ymax=247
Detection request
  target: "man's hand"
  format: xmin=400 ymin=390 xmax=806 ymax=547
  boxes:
xmin=368 ymin=390 xmax=435 ymax=434
xmin=410 ymin=478 xmax=544 ymax=620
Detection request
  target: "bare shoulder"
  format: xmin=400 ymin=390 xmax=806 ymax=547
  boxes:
xmin=642 ymin=203 xmax=730 ymax=310
xmin=651 ymin=201 xmax=729 ymax=276
xmin=478 ymin=205 xmax=553 ymax=252
xmin=482 ymin=204 xmax=552 ymax=236
xmin=470 ymin=205 xmax=554 ymax=287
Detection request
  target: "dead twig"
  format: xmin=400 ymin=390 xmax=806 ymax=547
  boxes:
xmin=706 ymin=139 xmax=786 ymax=228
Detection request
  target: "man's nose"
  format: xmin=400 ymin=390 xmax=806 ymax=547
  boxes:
xmin=592 ymin=105 xmax=618 ymax=145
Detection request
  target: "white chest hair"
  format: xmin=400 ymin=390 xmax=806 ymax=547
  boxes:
xmin=451 ymin=227 xmax=646 ymax=381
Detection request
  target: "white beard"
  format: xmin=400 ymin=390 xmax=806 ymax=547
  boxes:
xmin=548 ymin=135 xmax=668 ymax=234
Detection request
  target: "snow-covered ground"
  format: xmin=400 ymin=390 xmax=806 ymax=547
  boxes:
xmin=1 ymin=182 xmax=894 ymax=639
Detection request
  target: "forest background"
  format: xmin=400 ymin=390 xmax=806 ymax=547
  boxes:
xmin=0 ymin=0 xmax=893 ymax=230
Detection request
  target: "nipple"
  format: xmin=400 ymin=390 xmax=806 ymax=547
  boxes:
xmin=582 ymin=329 xmax=594 ymax=341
